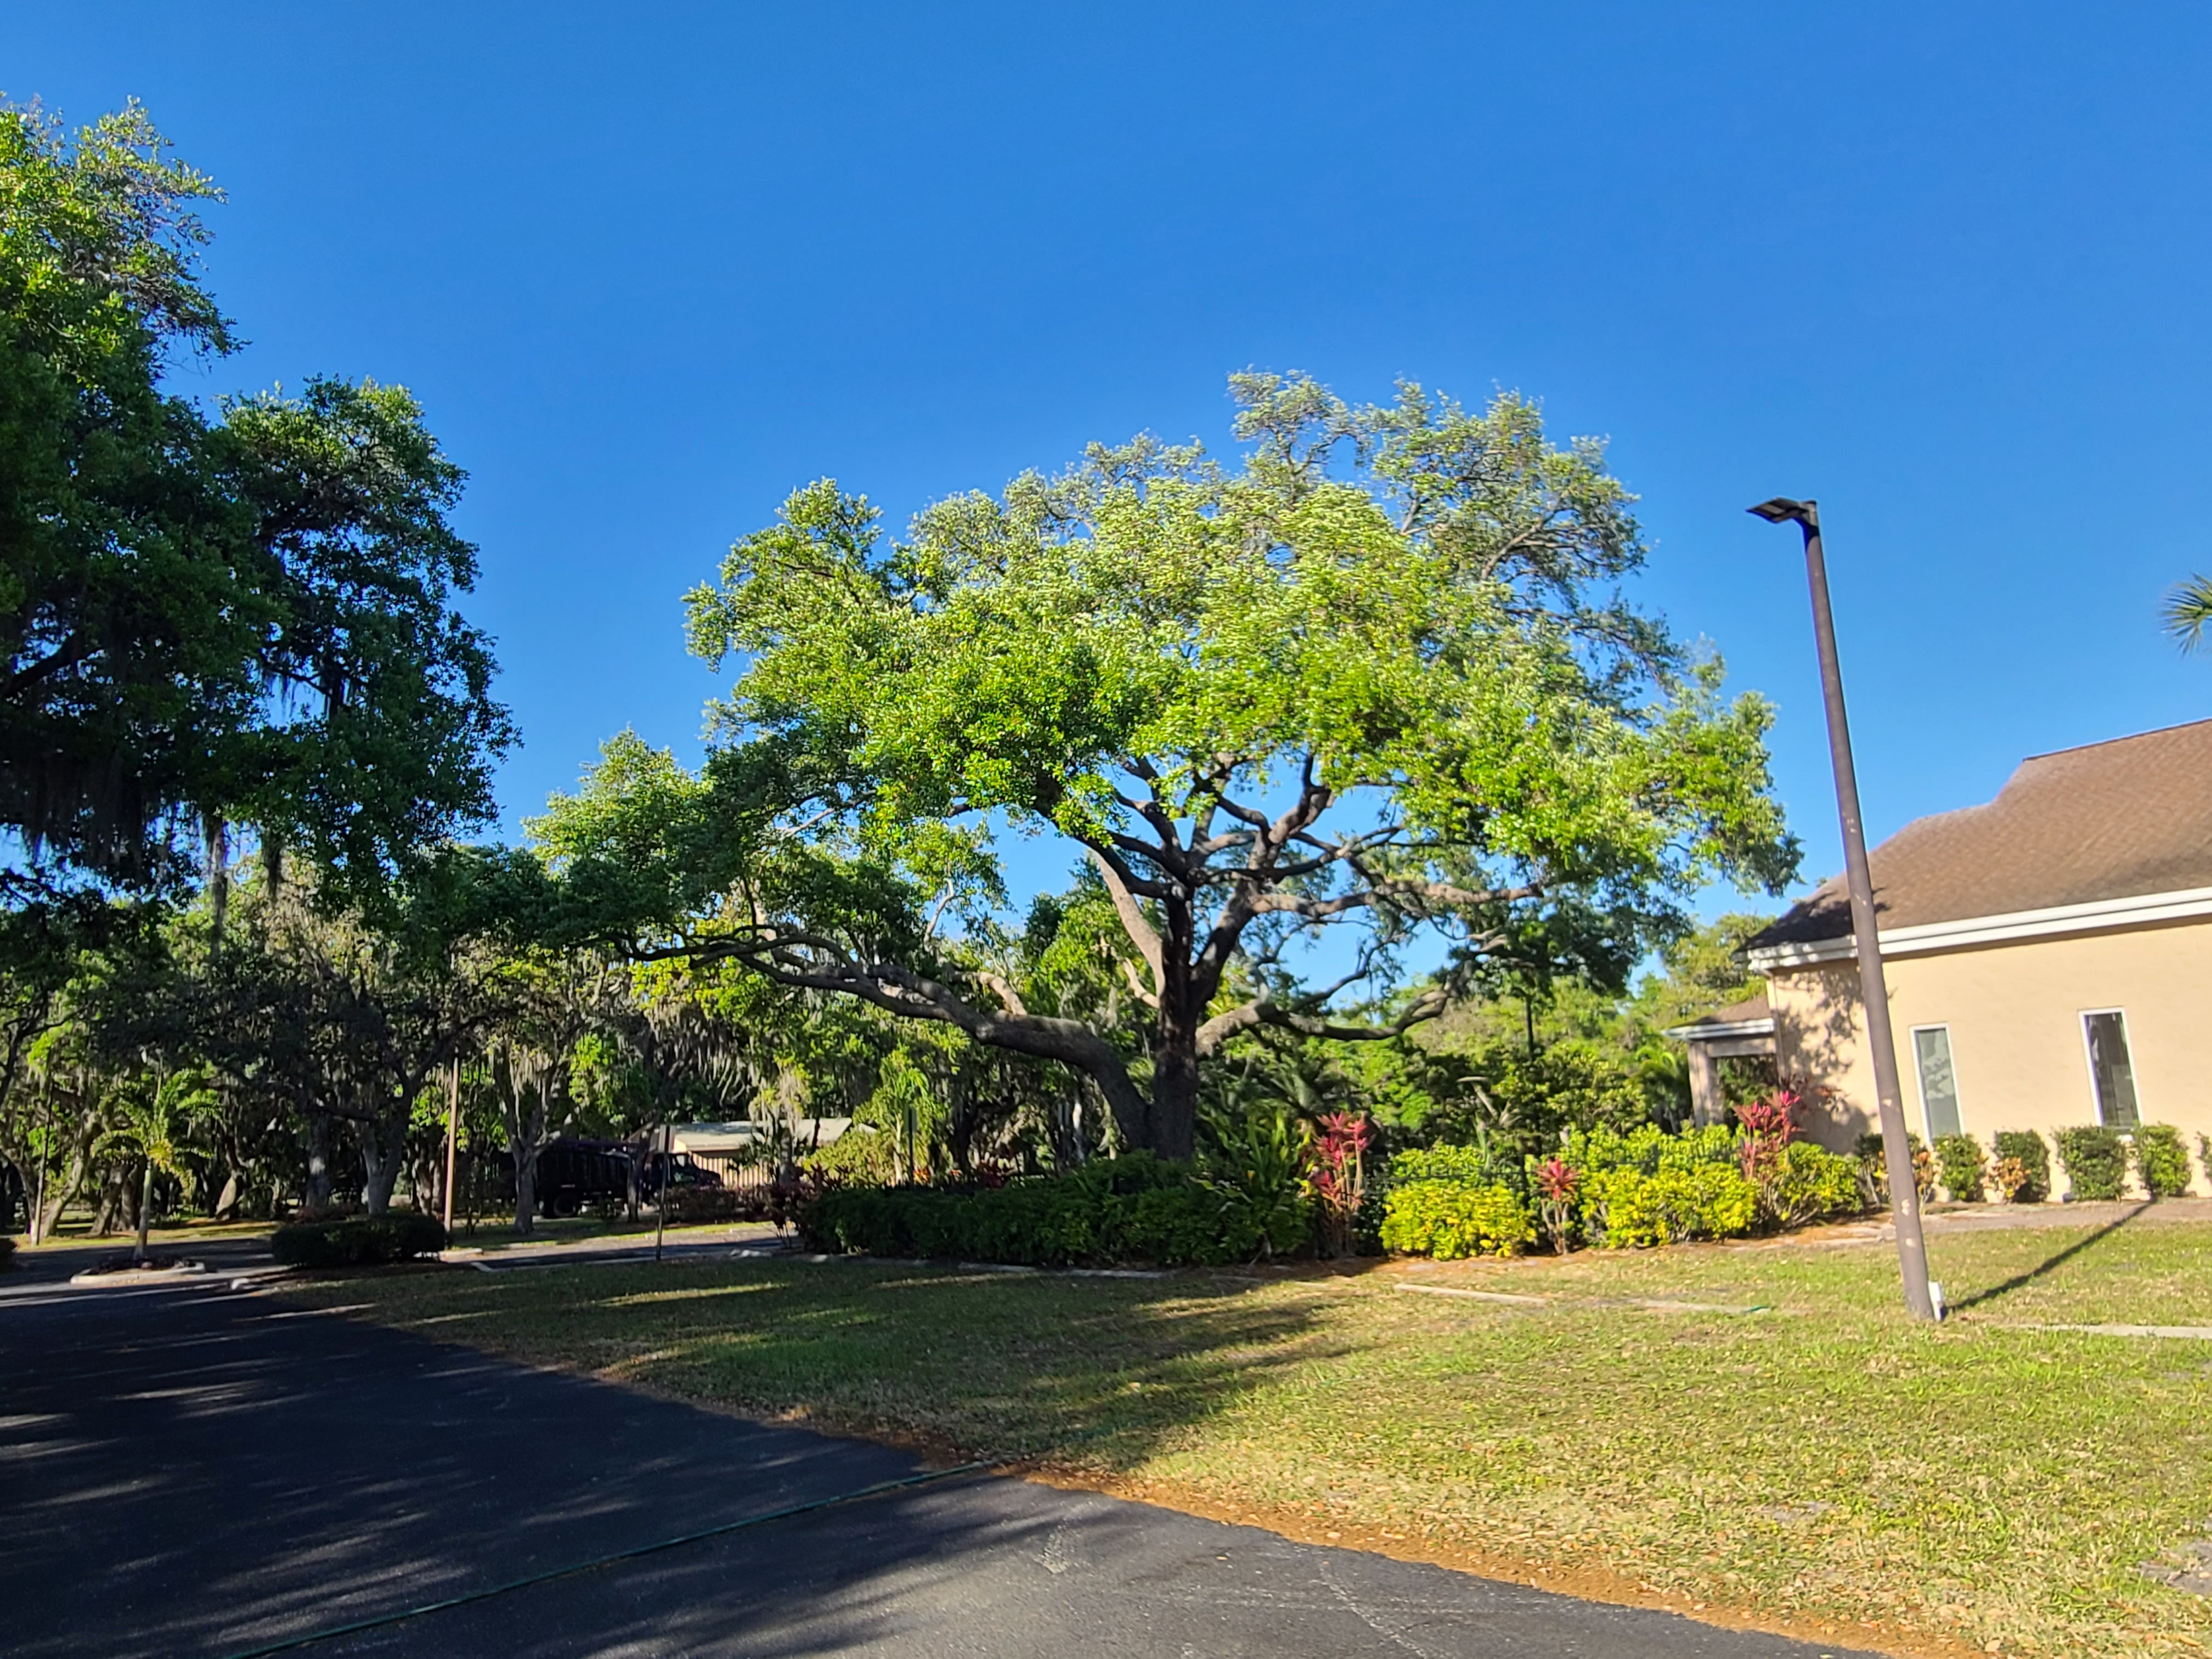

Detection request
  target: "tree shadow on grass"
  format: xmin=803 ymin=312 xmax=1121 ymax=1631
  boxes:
xmin=1948 ymin=1204 xmax=2144 ymax=1313
xmin=517 ymin=1255 xmax=1359 ymax=1475
xmin=0 ymin=1258 xmax=1352 ymax=1659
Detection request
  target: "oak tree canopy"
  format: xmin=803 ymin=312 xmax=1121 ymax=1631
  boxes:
xmin=539 ymin=374 xmax=1797 ymax=1158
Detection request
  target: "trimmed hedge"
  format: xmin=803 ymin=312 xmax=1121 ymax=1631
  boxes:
xmin=2053 ymin=1126 xmax=2129 ymax=1201
xmin=1377 ymin=1123 xmax=1857 ymax=1260
xmin=2132 ymin=1124 xmax=2193 ymax=1199
xmin=797 ymin=1154 xmax=1311 ymax=1268
xmin=1391 ymin=1144 xmax=1510 ymax=1184
xmin=1934 ymin=1133 xmax=1987 ymax=1203
xmin=1853 ymin=1132 xmax=1936 ymax=1206
xmin=1992 ymin=1130 xmax=2051 ymax=1203
xmin=1563 ymin=1122 xmax=1736 ymax=1179
xmin=272 ymin=1214 xmax=448 ymax=1268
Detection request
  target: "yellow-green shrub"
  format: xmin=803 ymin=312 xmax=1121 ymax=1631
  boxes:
xmin=1379 ymin=1180 xmax=1533 ymax=1259
xmin=1583 ymin=1164 xmax=1757 ymax=1248
xmin=1766 ymin=1141 xmax=1862 ymax=1227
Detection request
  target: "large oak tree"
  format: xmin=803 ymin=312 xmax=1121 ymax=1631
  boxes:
xmin=542 ymin=374 xmax=1798 ymax=1158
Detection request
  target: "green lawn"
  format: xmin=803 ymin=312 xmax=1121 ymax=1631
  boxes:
xmin=283 ymin=1214 xmax=2212 ymax=1658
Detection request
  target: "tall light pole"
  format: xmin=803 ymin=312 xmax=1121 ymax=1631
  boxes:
xmin=441 ymin=1059 xmax=460 ymax=1240
xmin=654 ymin=1119 xmax=671 ymax=1265
xmin=1749 ymin=498 xmax=1939 ymax=1323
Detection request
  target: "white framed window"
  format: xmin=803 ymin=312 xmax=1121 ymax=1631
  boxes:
xmin=2079 ymin=1009 xmax=2141 ymax=1130
xmin=1910 ymin=1024 xmax=1962 ymax=1140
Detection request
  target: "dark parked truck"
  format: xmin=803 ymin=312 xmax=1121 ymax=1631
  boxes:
xmin=488 ymin=1141 xmax=723 ymax=1217
xmin=488 ymin=1141 xmax=628 ymax=1218
xmin=534 ymin=1142 xmax=635 ymax=1217
xmin=634 ymin=1149 xmax=724 ymax=1195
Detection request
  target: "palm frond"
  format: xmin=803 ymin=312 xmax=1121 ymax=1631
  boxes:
xmin=2163 ymin=574 xmax=2212 ymax=653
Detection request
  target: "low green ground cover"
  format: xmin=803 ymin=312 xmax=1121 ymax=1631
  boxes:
xmin=288 ymin=1212 xmax=2212 ymax=1658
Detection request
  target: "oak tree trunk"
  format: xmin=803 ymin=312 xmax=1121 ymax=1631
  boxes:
xmin=359 ymin=1118 xmax=403 ymax=1218
xmin=1149 ymin=1020 xmax=1199 ymax=1161
xmin=511 ymin=1144 xmax=538 ymax=1237
xmin=304 ymin=1115 xmax=334 ymax=1212
xmin=1147 ymin=900 xmax=1201 ymax=1161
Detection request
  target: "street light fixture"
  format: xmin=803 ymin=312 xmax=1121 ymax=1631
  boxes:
xmin=1749 ymin=497 xmax=1939 ymax=1323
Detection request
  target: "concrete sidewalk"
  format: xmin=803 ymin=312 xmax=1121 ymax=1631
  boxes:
xmin=0 ymin=1272 xmax=1887 ymax=1658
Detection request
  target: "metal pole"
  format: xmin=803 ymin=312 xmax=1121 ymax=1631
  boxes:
xmin=30 ymin=1083 xmax=47 ymax=1247
xmin=136 ymin=1159 xmax=154 ymax=1264
xmin=654 ymin=1120 xmax=670 ymax=1263
xmin=1752 ymin=498 xmax=1938 ymax=1322
xmin=441 ymin=1059 xmax=460 ymax=1239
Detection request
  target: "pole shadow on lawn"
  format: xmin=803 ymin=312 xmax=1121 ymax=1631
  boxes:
xmin=1946 ymin=1205 xmax=2143 ymax=1313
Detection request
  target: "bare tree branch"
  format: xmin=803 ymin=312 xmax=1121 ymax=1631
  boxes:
xmin=976 ymin=972 xmax=1029 ymax=1017
xmin=1196 ymin=983 xmax=1454 ymax=1056
xmin=676 ymin=927 xmax=1152 ymax=1146
xmin=1083 ymin=843 xmax=1164 ymax=992
xmin=1116 ymin=955 xmax=1160 ymax=1010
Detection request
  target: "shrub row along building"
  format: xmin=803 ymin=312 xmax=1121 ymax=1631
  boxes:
xmin=1672 ymin=719 xmax=2212 ymax=1184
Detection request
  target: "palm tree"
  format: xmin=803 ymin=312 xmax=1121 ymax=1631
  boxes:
xmin=2163 ymin=574 xmax=2212 ymax=652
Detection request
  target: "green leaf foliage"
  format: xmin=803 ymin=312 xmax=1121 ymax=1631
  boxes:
xmin=797 ymin=1152 xmax=1311 ymax=1268
xmin=1377 ymin=1121 xmax=1852 ymax=1257
xmin=2053 ymin=1126 xmax=2129 ymax=1202
xmin=545 ymin=371 xmax=1797 ymax=1156
xmin=1991 ymin=1130 xmax=2051 ymax=1203
xmin=1372 ymin=1036 xmax=1652 ymax=1167
xmin=270 ymin=1213 xmax=447 ymax=1267
xmin=1766 ymin=1141 xmax=1864 ymax=1229
xmin=1378 ymin=1179 xmax=1535 ymax=1259
xmin=1582 ymin=1163 xmax=1757 ymax=1248
xmin=0 ymin=101 xmax=509 ymax=904
xmin=2132 ymin=1124 xmax=2194 ymax=1200
xmin=1934 ymin=1133 xmax=1987 ymax=1203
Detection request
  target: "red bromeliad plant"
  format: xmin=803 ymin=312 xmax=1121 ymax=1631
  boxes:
xmin=1306 ymin=1112 xmax=1372 ymax=1258
xmin=1533 ymin=1154 xmax=1579 ymax=1254
xmin=1735 ymin=1088 xmax=1801 ymax=1219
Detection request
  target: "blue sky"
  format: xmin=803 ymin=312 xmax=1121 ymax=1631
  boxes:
xmin=10 ymin=3 xmax=2212 ymax=920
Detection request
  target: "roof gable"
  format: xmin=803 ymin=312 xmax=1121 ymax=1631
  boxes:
xmin=1751 ymin=719 xmax=2212 ymax=949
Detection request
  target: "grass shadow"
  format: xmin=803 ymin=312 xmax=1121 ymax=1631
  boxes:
xmin=1949 ymin=1203 xmax=2145 ymax=1312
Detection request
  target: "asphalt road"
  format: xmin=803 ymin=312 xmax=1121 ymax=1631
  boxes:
xmin=0 ymin=1258 xmax=1886 ymax=1658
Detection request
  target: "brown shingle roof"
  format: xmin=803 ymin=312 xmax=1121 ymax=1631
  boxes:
xmin=1751 ymin=719 xmax=2212 ymax=949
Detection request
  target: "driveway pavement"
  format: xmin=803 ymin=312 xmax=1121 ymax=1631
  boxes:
xmin=0 ymin=1263 xmax=1886 ymax=1658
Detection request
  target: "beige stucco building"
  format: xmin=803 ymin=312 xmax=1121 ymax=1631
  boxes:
xmin=1677 ymin=721 xmax=2212 ymax=1182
